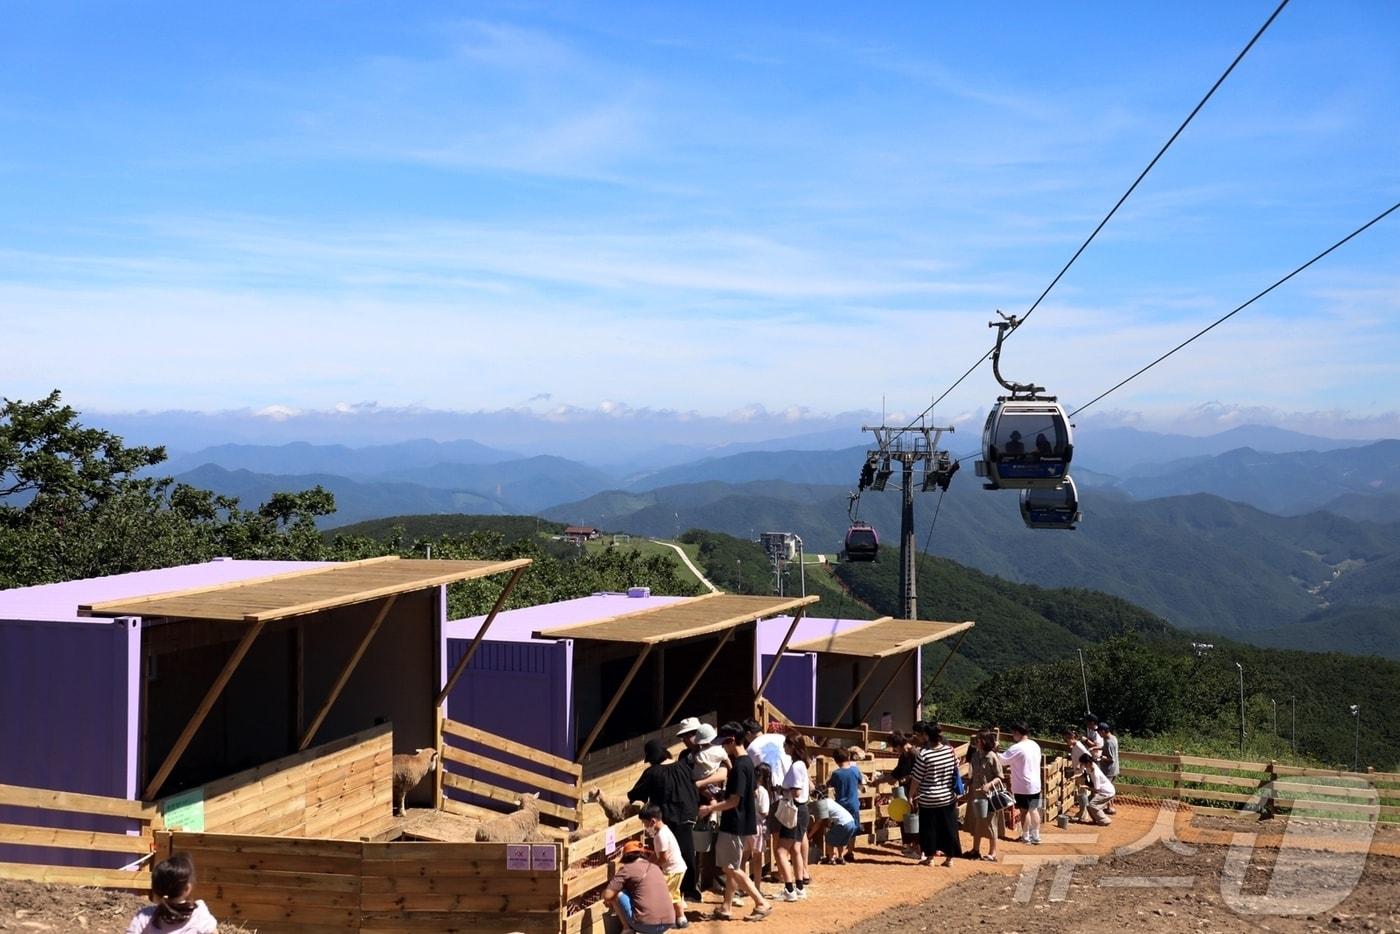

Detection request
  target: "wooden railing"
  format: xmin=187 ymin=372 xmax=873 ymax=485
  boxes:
xmin=1112 ymin=750 xmax=1400 ymax=823
xmin=439 ymin=717 xmax=583 ymax=827
xmin=158 ymin=830 xmax=565 ymax=934
xmin=0 ymin=783 xmax=160 ymax=889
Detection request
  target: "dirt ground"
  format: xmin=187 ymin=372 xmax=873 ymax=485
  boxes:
xmin=3 ymin=803 xmax=1396 ymax=933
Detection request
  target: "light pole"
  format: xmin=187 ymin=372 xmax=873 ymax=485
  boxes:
xmin=1272 ymin=698 xmax=1277 ymax=738
xmin=1291 ymin=696 xmax=1296 ymax=754
xmin=1236 ymin=663 xmax=1246 ymax=756
xmin=1350 ymin=704 xmax=1360 ymax=772
xmin=1077 ymin=649 xmax=1091 ymax=715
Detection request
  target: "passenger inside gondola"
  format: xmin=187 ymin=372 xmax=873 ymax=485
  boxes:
xmin=1035 ymin=433 xmax=1053 ymax=458
xmin=1004 ymin=431 xmax=1025 ymax=456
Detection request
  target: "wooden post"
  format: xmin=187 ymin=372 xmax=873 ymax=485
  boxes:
xmin=298 ymin=594 xmax=398 ymax=751
xmin=142 ymin=620 xmax=267 ymax=800
xmin=434 ymin=707 xmax=445 ymax=811
xmin=435 ymin=565 xmax=527 ymax=709
xmin=854 ymin=651 xmax=914 ymax=726
xmin=663 ymin=629 xmax=734 ymax=726
xmin=576 ymin=644 xmax=654 ymax=761
xmin=1172 ymin=750 xmax=1183 ymax=801
xmin=828 ymin=659 xmax=884 ymax=728
xmin=754 ymin=607 xmax=807 ymax=703
xmin=911 ymin=627 xmax=970 ymax=715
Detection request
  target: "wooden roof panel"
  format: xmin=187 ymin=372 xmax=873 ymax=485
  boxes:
xmin=789 ymin=618 xmax=974 ymax=658
xmin=535 ymin=593 xmax=820 ymax=645
xmin=79 ymin=556 xmax=531 ymax=623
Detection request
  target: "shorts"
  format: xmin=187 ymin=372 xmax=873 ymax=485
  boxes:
xmin=825 ymin=822 xmax=857 ymax=848
xmin=1014 ymin=793 xmax=1042 ymax=811
xmin=776 ymin=802 xmax=810 ymax=841
xmin=715 ymin=832 xmax=753 ymax=870
xmin=665 ymin=871 xmax=684 ymax=903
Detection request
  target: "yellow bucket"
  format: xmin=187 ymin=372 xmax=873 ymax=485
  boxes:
xmin=887 ymin=796 xmax=910 ymax=822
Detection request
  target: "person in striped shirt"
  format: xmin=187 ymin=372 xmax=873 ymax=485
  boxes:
xmin=907 ymin=722 xmax=964 ymax=866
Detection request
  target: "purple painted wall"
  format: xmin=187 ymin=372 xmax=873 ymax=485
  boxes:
xmin=0 ymin=616 xmax=139 ymax=868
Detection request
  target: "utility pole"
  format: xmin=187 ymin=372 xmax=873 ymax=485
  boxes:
xmin=1272 ymin=698 xmax=1277 ymax=737
xmin=857 ymin=423 xmax=956 ymax=620
xmin=1236 ymin=663 xmax=1246 ymax=756
xmin=1291 ymin=696 xmax=1296 ymax=754
xmin=1077 ymin=649 xmax=1091 ymax=715
xmin=1350 ymin=705 xmax=1360 ymax=772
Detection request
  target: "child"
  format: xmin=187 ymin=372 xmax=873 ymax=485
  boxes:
xmin=126 ymin=853 xmax=217 ymax=934
xmin=749 ymin=763 xmax=774 ymax=898
xmin=641 ymin=803 xmax=689 ymax=928
xmin=1077 ymin=753 xmax=1116 ymax=826
xmin=826 ymin=749 xmax=863 ymax=863
xmin=810 ymin=793 xmax=859 ymax=865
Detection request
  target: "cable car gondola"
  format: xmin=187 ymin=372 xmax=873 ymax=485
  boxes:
xmin=1020 ymin=476 xmax=1081 ymax=530
xmin=975 ymin=312 xmax=1073 ymax=490
xmin=844 ymin=522 xmax=879 ymax=562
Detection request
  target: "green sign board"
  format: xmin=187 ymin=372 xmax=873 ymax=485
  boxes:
xmin=162 ymin=787 xmax=205 ymax=832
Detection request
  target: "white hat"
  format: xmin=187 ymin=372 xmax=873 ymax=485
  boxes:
xmin=675 ymin=717 xmax=702 ymax=736
xmin=695 ymin=723 xmax=718 ymax=745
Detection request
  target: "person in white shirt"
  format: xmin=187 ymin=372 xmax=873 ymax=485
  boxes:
xmin=1062 ymin=727 xmax=1092 ymax=768
xmin=1077 ymin=753 xmax=1116 ymax=825
xmin=692 ymin=723 xmax=729 ymax=801
xmin=999 ymin=723 xmax=1043 ymax=845
xmin=126 ymin=854 xmax=218 ymax=934
xmin=641 ymin=803 xmax=689 ymax=927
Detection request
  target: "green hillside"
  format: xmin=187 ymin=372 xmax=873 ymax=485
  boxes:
xmin=830 ymin=556 xmax=1399 ymax=771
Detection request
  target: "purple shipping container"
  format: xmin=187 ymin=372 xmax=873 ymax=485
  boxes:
xmin=0 ymin=559 xmax=326 ymax=868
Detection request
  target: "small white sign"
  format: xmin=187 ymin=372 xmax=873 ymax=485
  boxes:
xmin=506 ymin=844 xmax=531 ymax=870
xmin=531 ymin=845 xmax=557 ymax=872
xmin=604 ymin=828 xmax=617 ymax=855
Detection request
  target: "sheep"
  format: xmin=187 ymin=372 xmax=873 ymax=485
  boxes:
xmin=475 ymin=793 xmax=542 ymax=843
xmin=583 ymin=787 xmax=642 ymax=825
xmin=847 ymin=745 xmax=869 ymax=761
xmin=392 ymin=748 xmax=439 ymax=815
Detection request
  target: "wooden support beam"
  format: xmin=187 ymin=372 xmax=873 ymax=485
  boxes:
xmin=663 ymin=629 xmax=734 ymax=726
xmin=753 ymin=607 xmax=807 ymax=702
xmin=142 ymin=620 xmax=267 ymax=800
xmin=855 ymin=650 xmax=915 ymax=726
xmin=297 ymin=594 xmax=397 ymax=751
xmin=912 ymin=627 xmax=970 ymax=715
xmin=576 ymin=644 xmax=654 ymax=761
xmin=828 ymin=657 xmax=886 ymax=728
xmin=434 ymin=564 xmax=527 ymax=709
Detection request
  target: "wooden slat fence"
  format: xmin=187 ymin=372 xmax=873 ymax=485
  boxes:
xmin=190 ymin=724 xmax=395 ymax=839
xmin=0 ymin=783 xmax=159 ymax=889
xmin=439 ymin=717 xmax=583 ymax=828
xmin=158 ymin=831 xmax=564 ymax=934
xmin=1112 ymin=750 xmax=1400 ymax=823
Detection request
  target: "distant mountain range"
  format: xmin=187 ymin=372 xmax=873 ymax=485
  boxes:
xmin=159 ymin=424 xmax=1400 ymax=660
xmin=542 ymin=480 xmax=1400 ymax=658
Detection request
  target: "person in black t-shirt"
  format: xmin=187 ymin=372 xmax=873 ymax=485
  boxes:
xmin=630 ymin=738 xmax=701 ymax=904
xmin=697 ymin=722 xmax=772 ymax=922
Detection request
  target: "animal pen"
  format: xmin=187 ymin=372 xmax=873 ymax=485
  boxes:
xmin=757 ymin=614 xmax=974 ymax=728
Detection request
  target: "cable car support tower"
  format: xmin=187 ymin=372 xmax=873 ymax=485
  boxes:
xmin=854 ymin=423 xmax=957 ymax=619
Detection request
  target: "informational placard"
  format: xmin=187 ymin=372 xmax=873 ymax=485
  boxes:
xmin=161 ymin=788 xmax=205 ymax=832
xmin=604 ymin=828 xmax=617 ymax=855
xmin=531 ymin=844 xmax=557 ymax=872
xmin=506 ymin=844 xmax=531 ymax=870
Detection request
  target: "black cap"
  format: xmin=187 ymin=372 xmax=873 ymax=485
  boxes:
xmin=644 ymin=739 xmax=671 ymax=764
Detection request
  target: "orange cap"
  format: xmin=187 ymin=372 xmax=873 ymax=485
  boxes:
xmin=620 ymin=840 xmax=647 ymax=858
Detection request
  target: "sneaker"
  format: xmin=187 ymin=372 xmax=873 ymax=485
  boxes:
xmin=794 ymin=887 xmax=808 ymax=900
xmin=779 ymin=889 xmax=799 ymax=903
xmin=676 ymin=917 xmax=690 ymax=929
xmin=1029 ymin=836 xmax=1042 ymax=846
xmin=731 ymin=894 xmax=746 ymax=906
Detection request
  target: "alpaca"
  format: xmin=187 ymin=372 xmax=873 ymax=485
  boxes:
xmin=475 ymin=793 xmax=542 ymax=842
xmin=391 ymin=748 xmax=439 ymax=815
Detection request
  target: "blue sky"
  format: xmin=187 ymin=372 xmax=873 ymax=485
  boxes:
xmin=3 ymin=1 xmax=1398 ymax=439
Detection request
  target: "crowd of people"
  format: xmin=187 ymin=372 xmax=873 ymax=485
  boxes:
xmin=129 ymin=716 xmax=1120 ymax=934
xmin=609 ymin=713 xmax=1121 ymax=930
